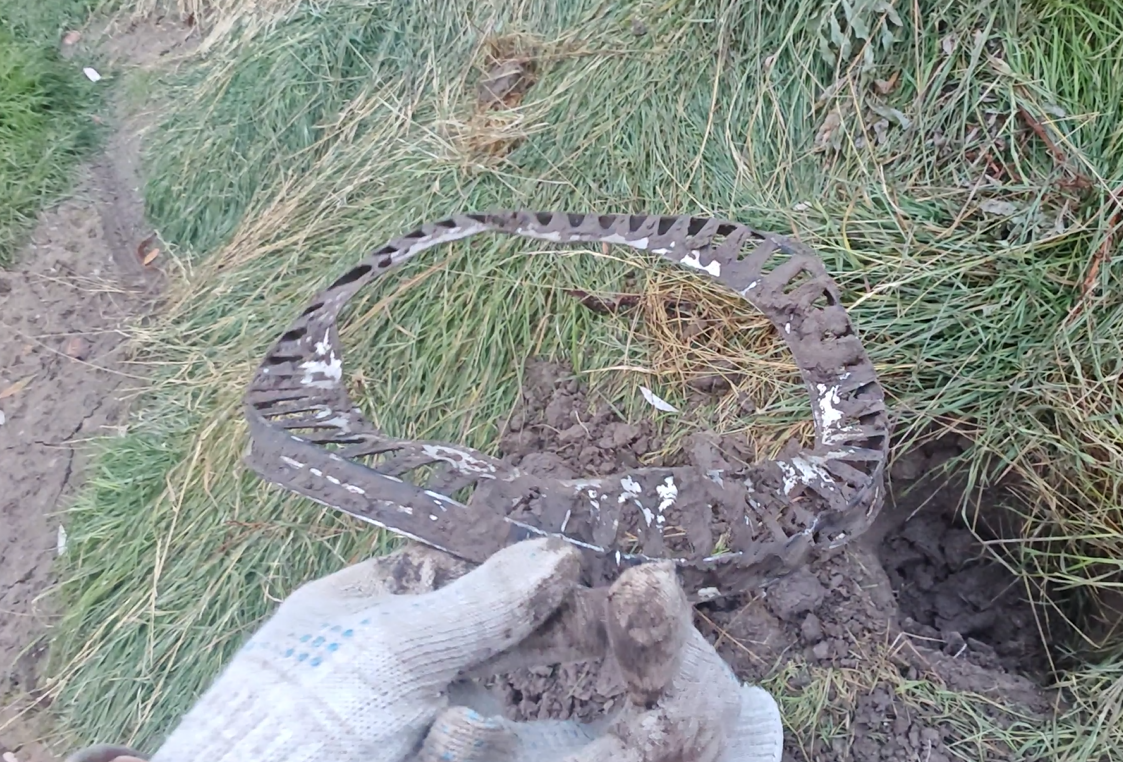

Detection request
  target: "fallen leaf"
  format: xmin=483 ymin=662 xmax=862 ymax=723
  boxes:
xmin=143 ymin=247 xmax=161 ymax=265
xmin=940 ymin=34 xmax=957 ymax=56
xmin=0 ymin=376 xmax=33 ymax=400
xmin=136 ymin=233 xmax=157 ymax=261
xmin=813 ymin=109 xmax=843 ymax=153
xmin=477 ymin=60 xmax=532 ymax=110
xmin=64 ymin=336 xmax=90 ymax=360
xmin=639 ymin=386 xmax=679 ymax=413
xmin=979 ymin=199 xmax=1018 ymax=216
xmin=62 ymin=30 xmax=82 ymax=45
xmin=57 ymin=525 xmax=68 ymax=556
xmin=873 ymin=72 xmax=899 ymax=94
xmin=988 ymin=55 xmax=1014 ymax=77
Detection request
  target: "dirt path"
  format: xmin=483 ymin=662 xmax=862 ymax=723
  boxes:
xmin=0 ymin=16 xmax=193 ymax=762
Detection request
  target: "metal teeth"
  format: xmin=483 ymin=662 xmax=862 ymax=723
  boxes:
xmin=242 ymin=211 xmax=891 ymax=601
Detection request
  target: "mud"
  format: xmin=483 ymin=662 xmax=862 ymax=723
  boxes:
xmin=0 ymin=15 xmax=193 ymax=762
xmin=486 ymin=361 xmax=1061 ymax=762
xmin=497 ymin=359 xmax=771 ymax=575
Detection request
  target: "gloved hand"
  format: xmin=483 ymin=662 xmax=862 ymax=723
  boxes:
xmin=67 ymin=538 xmax=783 ymax=762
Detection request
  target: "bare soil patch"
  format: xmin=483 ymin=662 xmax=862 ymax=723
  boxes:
xmin=486 ymin=360 xmax=1061 ymax=762
xmin=0 ymin=15 xmax=193 ymax=762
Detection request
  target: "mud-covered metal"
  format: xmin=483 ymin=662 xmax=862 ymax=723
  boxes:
xmin=242 ymin=212 xmax=890 ymax=600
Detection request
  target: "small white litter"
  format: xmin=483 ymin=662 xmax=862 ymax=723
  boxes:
xmin=57 ymin=524 xmax=68 ymax=556
xmin=639 ymin=386 xmax=678 ymax=413
xmin=0 ymin=410 xmax=6 ymax=426
xmin=83 ymin=67 xmax=102 ymax=82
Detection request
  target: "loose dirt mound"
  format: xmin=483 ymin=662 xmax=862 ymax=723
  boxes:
xmin=486 ymin=360 xmax=1059 ymax=762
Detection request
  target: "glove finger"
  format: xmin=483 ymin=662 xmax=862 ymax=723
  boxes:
xmin=381 ymin=537 xmax=583 ymax=681
xmin=605 ymin=560 xmax=693 ymax=707
xmin=415 ymin=706 xmax=517 ymax=762
xmin=419 ymin=705 xmax=601 ymax=762
xmin=600 ymin=562 xmax=745 ymax=762
xmin=462 ymin=587 xmax=611 ymax=680
xmin=283 ymin=542 xmax=473 ymax=616
xmin=721 ymin=686 xmax=784 ymax=762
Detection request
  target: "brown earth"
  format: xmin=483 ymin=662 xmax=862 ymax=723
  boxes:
xmin=486 ymin=360 xmax=1062 ymax=762
xmin=0 ymin=15 xmax=194 ymax=762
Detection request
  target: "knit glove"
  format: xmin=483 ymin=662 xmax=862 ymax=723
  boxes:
xmin=67 ymin=539 xmax=783 ymax=762
xmin=416 ymin=560 xmax=784 ymax=762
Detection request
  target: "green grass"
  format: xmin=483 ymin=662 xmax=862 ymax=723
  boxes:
xmin=0 ymin=0 xmax=103 ymax=265
xmin=42 ymin=0 xmax=1123 ymax=757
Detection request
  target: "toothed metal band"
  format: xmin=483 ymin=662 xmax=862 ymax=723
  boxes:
xmin=243 ymin=211 xmax=890 ymax=600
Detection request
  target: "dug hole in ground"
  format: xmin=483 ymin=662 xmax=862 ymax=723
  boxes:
xmin=0 ymin=13 xmax=1095 ymax=762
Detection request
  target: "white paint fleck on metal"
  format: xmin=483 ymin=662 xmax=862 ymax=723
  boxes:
xmin=656 ymin=476 xmax=677 ymax=524
xmin=560 ymin=509 xmax=572 ymax=533
xmin=777 ymin=461 xmax=799 ymax=494
xmin=300 ymin=355 xmax=342 ymax=388
xmin=322 ymin=415 xmax=353 ymax=432
xmin=314 ymin=330 xmax=331 ymax=357
xmin=520 ymin=228 xmax=563 ymax=242
xmin=620 ymin=476 xmax=642 ymax=502
xmin=600 ymin=233 xmax=631 ymax=245
xmin=326 ymin=475 xmax=341 ymax=485
xmin=815 ymin=383 xmax=844 ymax=428
xmin=586 ymin=488 xmax=601 ymax=516
xmin=421 ymin=444 xmax=497 ymax=477
xmin=697 ymin=586 xmax=720 ymax=601
xmin=641 ymin=506 xmax=655 ymax=526
xmin=343 ymin=484 xmax=365 ymax=495
xmin=429 ymin=514 xmax=439 ymax=521
xmin=280 ymin=456 xmax=305 ymax=469
xmin=310 ymin=468 xmax=323 ymax=477
xmin=778 ymin=457 xmax=837 ymax=495
xmin=680 ymin=249 xmax=721 ymax=277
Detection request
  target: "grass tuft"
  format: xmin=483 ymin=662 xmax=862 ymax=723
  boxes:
xmin=43 ymin=0 xmax=1123 ymax=758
